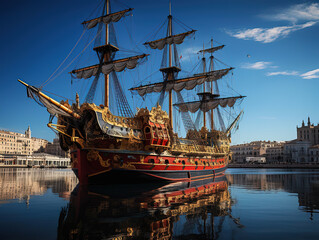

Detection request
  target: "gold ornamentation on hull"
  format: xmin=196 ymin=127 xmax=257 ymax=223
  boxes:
xmin=112 ymin=155 xmax=136 ymax=170
xmin=87 ymin=150 xmax=111 ymax=168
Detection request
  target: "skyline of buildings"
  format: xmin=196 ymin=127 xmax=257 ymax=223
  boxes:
xmin=0 ymin=126 xmax=48 ymax=156
xmin=231 ymin=117 xmax=319 ymax=163
xmin=0 ymin=126 xmax=69 ymax=158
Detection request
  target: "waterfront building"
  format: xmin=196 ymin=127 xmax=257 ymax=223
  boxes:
xmin=15 ymin=153 xmax=71 ymax=167
xmin=246 ymin=157 xmax=266 ymax=163
xmin=45 ymin=138 xmax=70 ymax=158
xmin=297 ymin=117 xmax=319 ymax=146
xmin=0 ymin=127 xmax=71 ymax=167
xmin=0 ymin=126 xmax=48 ymax=155
xmin=309 ymin=145 xmax=319 ymax=163
xmin=283 ymin=139 xmax=311 ymax=163
xmin=265 ymin=144 xmax=284 ymax=163
xmin=230 ymin=141 xmax=282 ymax=163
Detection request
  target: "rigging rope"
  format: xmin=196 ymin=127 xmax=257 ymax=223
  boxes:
xmin=143 ymin=18 xmax=168 ymax=44
xmin=175 ymin=91 xmax=197 ymax=132
xmin=172 ymin=16 xmax=193 ymax=31
xmin=216 ymin=107 xmax=226 ymax=132
xmin=49 ymin=26 xmax=104 ymax=86
xmin=194 ymin=110 xmax=202 ymax=130
xmin=41 ymin=28 xmax=87 ymax=88
xmin=110 ymin=71 xmax=134 ymax=117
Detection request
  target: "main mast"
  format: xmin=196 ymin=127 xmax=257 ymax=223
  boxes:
xmin=168 ymin=2 xmax=173 ymax=128
xmin=105 ymin=0 xmax=110 ymax=108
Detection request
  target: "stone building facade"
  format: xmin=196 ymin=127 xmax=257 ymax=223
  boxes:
xmin=230 ymin=141 xmax=282 ymax=163
xmin=282 ymin=117 xmax=319 ymax=163
xmin=297 ymin=117 xmax=319 ymax=146
xmin=265 ymin=144 xmax=285 ymax=163
xmin=0 ymin=127 xmax=69 ymax=160
xmin=309 ymin=145 xmax=319 ymax=163
xmin=0 ymin=126 xmax=48 ymax=155
xmin=45 ymin=138 xmax=70 ymax=158
xmin=283 ymin=139 xmax=312 ymax=163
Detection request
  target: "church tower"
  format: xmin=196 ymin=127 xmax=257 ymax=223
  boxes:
xmin=25 ymin=126 xmax=31 ymax=138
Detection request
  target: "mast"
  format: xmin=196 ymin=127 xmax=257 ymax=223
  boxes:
xmin=210 ymin=38 xmax=214 ymax=131
xmin=168 ymin=2 xmax=173 ymax=128
xmin=202 ymin=43 xmax=206 ymax=128
xmin=104 ymin=0 xmax=110 ymax=108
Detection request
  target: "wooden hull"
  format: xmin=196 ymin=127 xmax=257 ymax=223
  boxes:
xmin=71 ymin=148 xmax=228 ymax=185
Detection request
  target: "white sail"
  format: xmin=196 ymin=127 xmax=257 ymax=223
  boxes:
xmin=131 ymin=68 xmax=232 ymax=97
xmin=198 ymin=45 xmax=225 ymax=54
xmin=174 ymin=96 xmax=244 ymax=113
xmin=144 ymin=30 xmax=196 ymax=50
xmin=83 ymin=9 xmax=133 ymax=29
xmin=72 ymin=54 xmax=148 ymax=79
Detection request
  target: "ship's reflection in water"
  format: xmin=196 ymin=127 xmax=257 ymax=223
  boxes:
xmin=1 ymin=169 xmax=319 ymax=239
xmin=57 ymin=176 xmax=235 ymax=240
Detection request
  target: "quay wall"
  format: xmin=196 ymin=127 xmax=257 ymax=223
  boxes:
xmin=229 ymin=163 xmax=319 ymax=169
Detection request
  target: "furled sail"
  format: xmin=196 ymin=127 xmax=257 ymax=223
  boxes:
xmin=174 ymin=96 xmax=245 ymax=113
xmin=130 ymin=68 xmax=233 ymax=96
xmin=144 ymin=30 xmax=196 ymax=50
xmin=82 ymin=8 xmax=133 ymax=29
xmin=198 ymin=45 xmax=225 ymax=54
xmin=71 ymin=54 xmax=148 ymax=79
xmin=18 ymin=80 xmax=81 ymax=119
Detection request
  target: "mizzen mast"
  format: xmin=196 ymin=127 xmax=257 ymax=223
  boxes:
xmin=210 ymin=39 xmax=214 ymax=131
xmin=202 ymin=43 xmax=207 ymax=128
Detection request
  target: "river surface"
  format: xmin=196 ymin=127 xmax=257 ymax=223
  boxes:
xmin=0 ymin=168 xmax=318 ymax=240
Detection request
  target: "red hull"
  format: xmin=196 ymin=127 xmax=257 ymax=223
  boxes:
xmin=71 ymin=149 xmax=228 ymax=184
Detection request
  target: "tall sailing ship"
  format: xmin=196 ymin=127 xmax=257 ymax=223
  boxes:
xmin=19 ymin=0 xmax=245 ymax=184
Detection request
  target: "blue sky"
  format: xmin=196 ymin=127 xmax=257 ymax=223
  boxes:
xmin=0 ymin=0 xmax=318 ymax=144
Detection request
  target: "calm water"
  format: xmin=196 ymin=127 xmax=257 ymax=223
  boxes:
xmin=0 ymin=168 xmax=318 ymax=240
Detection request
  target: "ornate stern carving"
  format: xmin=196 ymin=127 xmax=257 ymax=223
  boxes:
xmin=136 ymin=104 xmax=171 ymax=150
xmin=136 ymin=103 xmax=169 ymax=125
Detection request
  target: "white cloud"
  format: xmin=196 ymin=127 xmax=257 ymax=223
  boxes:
xmin=230 ymin=21 xmax=316 ymax=43
xmin=269 ymin=3 xmax=319 ymax=23
xmin=266 ymin=71 xmax=299 ymax=76
xmin=301 ymin=69 xmax=319 ymax=79
xmin=242 ymin=61 xmax=274 ymax=70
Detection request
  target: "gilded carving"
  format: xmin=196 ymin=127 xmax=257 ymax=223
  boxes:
xmin=112 ymin=155 xmax=136 ymax=170
xmin=87 ymin=150 xmax=110 ymax=168
xmin=136 ymin=103 xmax=169 ymax=125
xmin=121 ymin=162 xmax=136 ymax=170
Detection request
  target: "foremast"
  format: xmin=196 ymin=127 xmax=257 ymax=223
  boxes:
xmin=71 ymin=0 xmax=148 ymax=114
